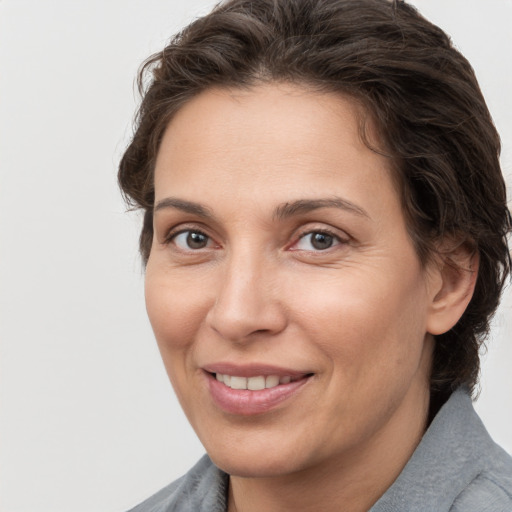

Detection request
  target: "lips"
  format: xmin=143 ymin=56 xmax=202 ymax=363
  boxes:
xmin=204 ymin=364 xmax=313 ymax=415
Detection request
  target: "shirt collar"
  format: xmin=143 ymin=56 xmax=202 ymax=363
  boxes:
xmin=370 ymin=388 xmax=491 ymax=511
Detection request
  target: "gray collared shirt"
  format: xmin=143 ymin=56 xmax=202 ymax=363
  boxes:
xmin=128 ymin=388 xmax=512 ymax=511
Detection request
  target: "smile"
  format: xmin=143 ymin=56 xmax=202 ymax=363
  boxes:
xmin=206 ymin=370 xmax=313 ymax=415
xmin=215 ymin=374 xmax=297 ymax=390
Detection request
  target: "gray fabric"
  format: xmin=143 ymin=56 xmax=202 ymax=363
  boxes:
xmin=370 ymin=388 xmax=512 ymax=511
xmin=127 ymin=388 xmax=512 ymax=511
xmin=127 ymin=455 xmax=228 ymax=512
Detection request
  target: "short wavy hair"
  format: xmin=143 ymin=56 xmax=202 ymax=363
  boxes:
xmin=119 ymin=0 xmax=511 ymax=403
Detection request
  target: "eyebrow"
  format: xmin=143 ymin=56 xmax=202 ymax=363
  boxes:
xmin=154 ymin=197 xmax=215 ymax=218
xmin=154 ymin=196 xmax=369 ymax=220
xmin=273 ymin=197 xmax=370 ymax=220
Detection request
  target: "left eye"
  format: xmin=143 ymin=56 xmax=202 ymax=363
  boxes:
xmin=295 ymin=231 xmax=341 ymax=251
xmin=172 ymin=230 xmax=213 ymax=250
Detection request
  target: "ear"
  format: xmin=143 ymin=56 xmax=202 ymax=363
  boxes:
xmin=426 ymin=243 xmax=479 ymax=336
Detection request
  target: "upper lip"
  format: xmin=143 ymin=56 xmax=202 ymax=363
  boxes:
xmin=203 ymin=363 xmax=312 ymax=378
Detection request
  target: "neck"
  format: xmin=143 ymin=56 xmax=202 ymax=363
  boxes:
xmin=228 ymin=379 xmax=430 ymax=512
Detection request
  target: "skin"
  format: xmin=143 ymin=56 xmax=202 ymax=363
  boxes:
xmin=145 ymin=83 xmax=476 ymax=512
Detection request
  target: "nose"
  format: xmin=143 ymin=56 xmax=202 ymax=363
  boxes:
xmin=205 ymin=251 xmax=288 ymax=343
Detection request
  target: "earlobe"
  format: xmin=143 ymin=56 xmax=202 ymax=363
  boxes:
xmin=426 ymin=246 xmax=479 ymax=336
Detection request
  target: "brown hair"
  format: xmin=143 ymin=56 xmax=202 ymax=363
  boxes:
xmin=119 ymin=0 xmax=511 ymax=402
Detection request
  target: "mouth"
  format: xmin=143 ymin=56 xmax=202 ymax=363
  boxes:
xmin=203 ymin=367 xmax=314 ymax=415
xmin=212 ymin=373 xmax=307 ymax=390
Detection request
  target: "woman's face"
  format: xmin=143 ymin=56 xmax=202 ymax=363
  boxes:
xmin=146 ymin=83 xmax=438 ymax=478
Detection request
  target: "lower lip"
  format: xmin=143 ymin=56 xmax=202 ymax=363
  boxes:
xmin=206 ymin=373 xmax=311 ymax=416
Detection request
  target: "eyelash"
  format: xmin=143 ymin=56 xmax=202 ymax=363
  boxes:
xmin=163 ymin=226 xmax=349 ymax=253
xmin=291 ymin=228 xmax=348 ymax=252
xmin=165 ymin=227 xmax=214 ymax=251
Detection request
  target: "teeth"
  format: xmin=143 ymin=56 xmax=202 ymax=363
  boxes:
xmin=248 ymin=376 xmax=265 ymax=391
xmin=230 ymin=376 xmax=247 ymax=390
xmin=265 ymin=375 xmax=279 ymax=388
xmin=215 ymin=373 xmax=295 ymax=390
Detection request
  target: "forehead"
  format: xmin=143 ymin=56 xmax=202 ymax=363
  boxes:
xmin=153 ymin=83 xmax=399 ymax=218
xmin=158 ymin=84 xmax=375 ymax=156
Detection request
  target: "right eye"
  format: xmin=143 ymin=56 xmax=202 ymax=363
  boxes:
xmin=171 ymin=230 xmax=214 ymax=250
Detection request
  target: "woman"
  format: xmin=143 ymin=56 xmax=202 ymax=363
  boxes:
xmin=119 ymin=0 xmax=512 ymax=510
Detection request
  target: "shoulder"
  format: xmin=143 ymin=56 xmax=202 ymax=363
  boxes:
xmin=126 ymin=454 xmax=228 ymax=512
xmin=450 ymin=443 xmax=512 ymax=512
xmin=371 ymin=388 xmax=512 ymax=512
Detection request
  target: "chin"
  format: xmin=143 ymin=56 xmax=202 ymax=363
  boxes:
xmin=211 ymin=453 xmax=300 ymax=479
xmin=204 ymin=435 xmax=308 ymax=478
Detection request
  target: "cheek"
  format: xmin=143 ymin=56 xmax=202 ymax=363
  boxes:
xmin=144 ymin=266 xmax=210 ymax=354
xmin=144 ymin=265 xmax=217 ymax=417
xmin=291 ymin=262 xmax=429 ymax=377
xmin=292 ymin=268 xmax=430 ymax=442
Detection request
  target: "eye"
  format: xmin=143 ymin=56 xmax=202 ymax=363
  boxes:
xmin=294 ymin=230 xmax=344 ymax=251
xmin=171 ymin=230 xmax=214 ymax=250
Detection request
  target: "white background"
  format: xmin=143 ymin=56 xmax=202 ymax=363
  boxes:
xmin=0 ymin=1 xmax=511 ymax=511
